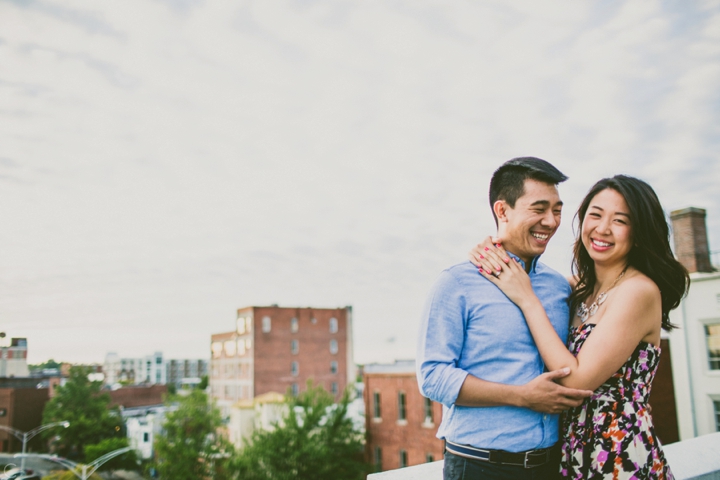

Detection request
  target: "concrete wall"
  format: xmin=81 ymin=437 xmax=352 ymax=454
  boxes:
xmin=367 ymin=432 xmax=720 ymax=480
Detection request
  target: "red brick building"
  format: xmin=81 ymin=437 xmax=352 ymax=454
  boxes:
xmin=0 ymin=387 xmax=50 ymax=452
xmin=364 ymin=360 xmax=444 ymax=472
xmin=210 ymin=306 xmax=354 ymax=413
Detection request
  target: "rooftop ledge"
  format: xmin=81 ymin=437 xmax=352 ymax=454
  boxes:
xmin=368 ymin=432 xmax=720 ymax=480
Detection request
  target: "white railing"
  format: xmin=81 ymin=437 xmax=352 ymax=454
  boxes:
xmin=368 ymin=432 xmax=720 ymax=480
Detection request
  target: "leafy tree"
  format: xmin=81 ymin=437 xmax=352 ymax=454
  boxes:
xmin=154 ymin=389 xmax=233 ymax=480
xmin=232 ymin=382 xmax=367 ymax=480
xmin=42 ymin=366 xmax=124 ymax=461
xmin=198 ymin=375 xmax=209 ymax=390
xmin=84 ymin=437 xmax=138 ymax=472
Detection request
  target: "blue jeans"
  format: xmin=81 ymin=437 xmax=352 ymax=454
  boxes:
xmin=443 ymin=449 xmax=560 ymax=480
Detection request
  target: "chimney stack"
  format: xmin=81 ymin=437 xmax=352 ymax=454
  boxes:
xmin=670 ymin=207 xmax=714 ymax=273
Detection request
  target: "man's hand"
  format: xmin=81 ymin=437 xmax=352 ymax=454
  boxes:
xmin=519 ymin=368 xmax=593 ymax=414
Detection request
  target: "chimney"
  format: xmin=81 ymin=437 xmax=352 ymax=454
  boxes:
xmin=670 ymin=207 xmax=714 ymax=273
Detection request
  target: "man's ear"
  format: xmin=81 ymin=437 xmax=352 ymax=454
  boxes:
xmin=493 ymin=200 xmax=509 ymax=223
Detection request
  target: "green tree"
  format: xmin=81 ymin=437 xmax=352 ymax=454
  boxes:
xmin=84 ymin=437 xmax=138 ymax=472
xmin=154 ymin=389 xmax=233 ymax=480
xmin=232 ymin=382 xmax=367 ymax=480
xmin=42 ymin=366 xmax=124 ymax=461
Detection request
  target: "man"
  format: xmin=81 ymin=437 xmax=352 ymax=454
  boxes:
xmin=417 ymin=157 xmax=592 ymax=479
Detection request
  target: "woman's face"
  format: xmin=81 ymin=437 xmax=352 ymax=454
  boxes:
xmin=581 ymin=188 xmax=633 ymax=267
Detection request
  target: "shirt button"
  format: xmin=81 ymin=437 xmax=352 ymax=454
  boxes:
xmin=543 ymin=414 xmax=548 ymax=420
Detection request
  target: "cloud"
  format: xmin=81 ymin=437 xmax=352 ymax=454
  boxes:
xmin=0 ymin=0 xmax=718 ymax=365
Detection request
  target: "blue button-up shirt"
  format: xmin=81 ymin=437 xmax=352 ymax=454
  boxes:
xmin=417 ymin=255 xmax=571 ymax=452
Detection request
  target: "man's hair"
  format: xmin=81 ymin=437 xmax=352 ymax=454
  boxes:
xmin=489 ymin=157 xmax=568 ymax=224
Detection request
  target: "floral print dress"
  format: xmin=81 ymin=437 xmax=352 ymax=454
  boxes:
xmin=560 ymin=323 xmax=674 ymax=479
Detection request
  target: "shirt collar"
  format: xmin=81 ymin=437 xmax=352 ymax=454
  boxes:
xmin=505 ymin=251 xmax=540 ymax=274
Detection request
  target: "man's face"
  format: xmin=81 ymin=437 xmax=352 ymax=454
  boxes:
xmin=497 ymin=179 xmax=563 ymax=263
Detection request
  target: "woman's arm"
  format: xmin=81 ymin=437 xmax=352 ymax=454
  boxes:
xmin=479 ymin=257 xmax=660 ymax=391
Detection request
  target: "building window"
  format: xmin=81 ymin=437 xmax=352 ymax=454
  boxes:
xmin=399 ymin=450 xmax=408 ymax=468
xmin=224 ymin=340 xmax=236 ymax=356
xmin=330 ymin=339 xmax=338 ymax=354
xmin=237 ymin=317 xmax=246 ymax=334
xmin=211 ymin=342 xmax=223 ymax=358
xmin=398 ymin=392 xmax=407 ymax=421
xmin=237 ymin=340 xmax=246 ymax=356
xmin=291 ymin=317 xmax=299 ymax=333
xmin=424 ymin=397 xmax=434 ymax=424
xmin=291 ymin=361 xmax=299 ymax=377
xmin=331 ymin=382 xmax=338 ymax=394
xmin=374 ymin=446 xmax=382 ymax=472
xmin=705 ymin=323 xmax=720 ymax=369
xmin=714 ymin=400 xmax=720 ymax=431
xmin=291 ymin=383 xmax=299 ymax=396
xmin=291 ymin=339 xmax=299 ymax=355
xmin=262 ymin=316 xmax=271 ymax=333
xmin=329 ymin=317 xmax=338 ymax=333
xmin=373 ymin=392 xmax=381 ymax=419
xmin=426 ymin=453 xmax=434 ymax=463
xmin=330 ymin=360 xmax=338 ymax=374
xmin=143 ymin=432 xmax=149 ymax=443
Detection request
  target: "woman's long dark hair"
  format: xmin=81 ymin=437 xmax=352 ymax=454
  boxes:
xmin=569 ymin=175 xmax=689 ymax=331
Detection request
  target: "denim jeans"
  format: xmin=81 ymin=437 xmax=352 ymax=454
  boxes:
xmin=443 ymin=449 xmax=561 ymax=480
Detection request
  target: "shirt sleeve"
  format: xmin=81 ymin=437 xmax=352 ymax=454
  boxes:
xmin=416 ymin=269 xmax=470 ymax=408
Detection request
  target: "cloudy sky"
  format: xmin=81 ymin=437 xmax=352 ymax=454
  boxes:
xmin=1 ymin=0 xmax=719 ymax=365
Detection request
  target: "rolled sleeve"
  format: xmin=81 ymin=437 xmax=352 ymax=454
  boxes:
xmin=417 ymin=270 xmax=470 ymax=408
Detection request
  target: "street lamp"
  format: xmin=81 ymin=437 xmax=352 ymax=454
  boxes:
xmin=0 ymin=421 xmax=70 ymax=472
xmin=17 ymin=447 xmax=133 ymax=480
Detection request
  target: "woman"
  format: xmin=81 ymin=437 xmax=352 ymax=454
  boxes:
xmin=470 ymin=175 xmax=688 ymax=479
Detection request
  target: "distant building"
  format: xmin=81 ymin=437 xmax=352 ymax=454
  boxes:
xmin=103 ymin=352 xmax=207 ymax=388
xmin=109 ymin=385 xmax=169 ymax=460
xmin=166 ymin=359 xmax=208 ymax=390
xmin=667 ymin=207 xmax=720 ymax=439
xmin=104 ymin=352 xmax=166 ymax=386
xmin=210 ymin=306 xmax=355 ymax=416
xmin=228 ymin=391 xmax=287 ymax=449
xmin=0 ymin=337 xmax=29 ymax=378
xmin=363 ymin=360 xmax=443 ymax=473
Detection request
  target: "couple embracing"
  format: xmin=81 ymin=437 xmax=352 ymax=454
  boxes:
xmin=417 ymin=157 xmax=688 ymax=479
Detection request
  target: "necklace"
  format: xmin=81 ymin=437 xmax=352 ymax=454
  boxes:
xmin=577 ymin=267 xmax=628 ymax=323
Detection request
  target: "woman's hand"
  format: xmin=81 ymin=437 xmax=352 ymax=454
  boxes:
xmin=477 ymin=248 xmax=536 ymax=310
xmin=468 ymin=237 xmax=510 ymax=275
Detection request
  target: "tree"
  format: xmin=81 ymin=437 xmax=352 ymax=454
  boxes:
xmin=154 ymin=389 xmax=233 ymax=480
xmin=231 ymin=382 xmax=368 ymax=480
xmin=42 ymin=366 xmax=125 ymax=461
xmin=84 ymin=437 xmax=138 ymax=472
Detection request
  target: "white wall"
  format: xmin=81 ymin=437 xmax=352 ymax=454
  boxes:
xmin=668 ymin=272 xmax=720 ymax=439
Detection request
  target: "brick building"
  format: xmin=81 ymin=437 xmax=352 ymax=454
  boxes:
xmin=364 ymin=360 xmax=443 ymax=473
xmin=0 ymin=387 xmax=50 ymax=452
xmin=210 ymin=305 xmax=354 ymax=414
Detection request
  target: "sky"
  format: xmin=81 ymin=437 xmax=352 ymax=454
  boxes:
xmin=1 ymin=0 xmax=719 ymax=365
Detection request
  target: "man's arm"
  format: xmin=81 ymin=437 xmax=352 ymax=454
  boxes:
xmin=417 ymin=269 xmax=591 ymax=412
xmin=455 ymin=368 xmax=592 ymax=414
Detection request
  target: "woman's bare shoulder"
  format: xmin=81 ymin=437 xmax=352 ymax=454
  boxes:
xmin=566 ymin=275 xmax=579 ymax=289
xmin=614 ymin=271 xmax=661 ymax=308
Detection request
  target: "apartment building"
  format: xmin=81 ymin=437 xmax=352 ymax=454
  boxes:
xmin=210 ymin=305 xmax=354 ymax=414
xmin=0 ymin=337 xmax=29 ymax=378
xmin=667 ymin=207 xmax=720 ymax=439
xmin=364 ymin=360 xmax=443 ymax=473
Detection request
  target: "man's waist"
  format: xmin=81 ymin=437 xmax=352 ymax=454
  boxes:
xmin=445 ymin=440 xmax=557 ymax=469
xmin=438 ymin=407 xmax=558 ymax=452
